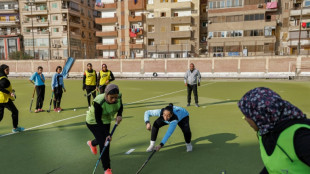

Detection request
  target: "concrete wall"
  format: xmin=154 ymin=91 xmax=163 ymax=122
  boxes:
xmin=1 ymin=56 xmax=310 ymax=78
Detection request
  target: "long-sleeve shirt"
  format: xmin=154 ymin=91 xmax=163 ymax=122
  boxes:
xmin=51 ymin=73 xmax=65 ymax=90
xmin=30 ymin=72 xmax=45 ymax=86
xmin=0 ymin=76 xmax=10 ymax=94
xmin=260 ymin=119 xmax=310 ymax=174
xmin=144 ymin=106 xmax=189 ymax=145
xmin=184 ymin=69 xmax=201 ymax=85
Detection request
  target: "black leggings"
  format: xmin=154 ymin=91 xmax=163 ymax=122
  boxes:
xmin=99 ymin=85 xmax=107 ymax=94
xmin=151 ymin=116 xmax=191 ymax=144
xmin=36 ymin=85 xmax=45 ymax=109
xmin=86 ymin=123 xmax=111 ymax=170
xmin=53 ymin=86 xmax=63 ymax=109
xmin=86 ymin=85 xmax=96 ymax=107
xmin=0 ymin=99 xmax=19 ymax=128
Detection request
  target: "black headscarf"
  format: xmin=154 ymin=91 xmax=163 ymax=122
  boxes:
xmin=0 ymin=64 xmax=9 ymax=77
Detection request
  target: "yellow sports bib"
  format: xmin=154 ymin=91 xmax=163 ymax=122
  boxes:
xmin=85 ymin=70 xmax=96 ymax=86
xmin=99 ymin=70 xmax=111 ymax=86
xmin=0 ymin=76 xmax=14 ymax=103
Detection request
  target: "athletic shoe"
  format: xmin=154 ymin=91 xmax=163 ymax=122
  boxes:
xmin=34 ymin=109 xmax=39 ymax=113
xmin=12 ymin=127 xmax=25 ymax=133
xmin=58 ymin=108 xmax=62 ymax=111
xmin=39 ymin=109 xmax=45 ymax=112
xmin=195 ymin=103 xmax=200 ymax=107
xmin=105 ymin=168 xmax=112 ymax=174
xmin=54 ymin=108 xmax=58 ymax=112
xmin=87 ymin=141 xmax=97 ymax=155
xmin=146 ymin=144 xmax=155 ymax=152
xmin=186 ymin=143 xmax=193 ymax=152
xmin=187 ymin=103 xmax=190 ymax=107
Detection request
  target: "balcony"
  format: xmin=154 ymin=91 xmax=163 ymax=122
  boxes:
xmin=171 ymin=1 xmax=192 ymax=9
xmin=147 ymin=44 xmax=191 ymax=52
xmin=96 ymin=31 xmax=118 ymax=37
xmin=0 ymin=30 xmax=20 ymax=36
xmin=24 ymin=31 xmax=49 ymax=35
xmin=288 ymin=39 xmax=310 ymax=46
xmin=22 ymin=7 xmax=48 ymax=15
xmin=23 ymin=19 xmax=48 ymax=27
xmin=95 ymin=2 xmax=117 ymax=11
xmin=70 ymin=20 xmax=81 ymax=28
xmin=0 ymin=7 xmax=18 ymax=14
xmin=96 ymin=43 xmax=118 ymax=50
xmin=0 ymin=20 xmax=19 ymax=26
xmin=171 ymin=16 xmax=192 ymax=24
xmin=95 ymin=16 xmax=118 ymax=24
xmin=266 ymin=2 xmax=278 ymax=12
xmin=128 ymin=14 xmax=145 ymax=22
xmin=130 ymin=43 xmax=144 ymax=49
xmin=170 ymin=30 xmax=191 ymax=38
xmin=290 ymin=8 xmax=310 ymax=16
xmin=128 ymin=0 xmax=146 ymax=10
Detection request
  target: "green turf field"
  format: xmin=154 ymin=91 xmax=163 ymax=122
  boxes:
xmin=0 ymin=79 xmax=309 ymax=174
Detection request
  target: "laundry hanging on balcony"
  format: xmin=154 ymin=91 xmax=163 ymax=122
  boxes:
xmin=129 ymin=29 xmax=137 ymax=37
xmin=266 ymin=2 xmax=277 ymax=9
xmin=302 ymin=22 xmax=307 ymax=28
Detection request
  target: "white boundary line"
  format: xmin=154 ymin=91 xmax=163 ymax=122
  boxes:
xmin=0 ymin=82 xmax=216 ymax=138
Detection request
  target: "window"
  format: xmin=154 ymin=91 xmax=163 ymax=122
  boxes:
xmin=160 ymin=0 xmax=168 ymax=2
xmin=52 ymin=3 xmax=57 ymax=8
xmin=53 ymin=28 xmax=59 ymax=32
xmin=148 ymin=25 xmax=154 ymax=32
xmin=305 ymin=0 xmax=310 ymax=7
xmin=226 ymin=0 xmax=232 ymax=7
xmin=148 ymin=39 xmax=155 ymax=46
xmin=52 ymin=16 xmax=58 ymax=21
xmin=285 ymin=3 xmax=289 ymax=10
xmin=161 ymin=12 xmax=166 ymax=17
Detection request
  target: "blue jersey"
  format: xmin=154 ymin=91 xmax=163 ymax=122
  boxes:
xmin=29 ymin=72 xmax=45 ymax=86
xmin=51 ymin=73 xmax=65 ymax=90
xmin=144 ymin=106 xmax=189 ymax=145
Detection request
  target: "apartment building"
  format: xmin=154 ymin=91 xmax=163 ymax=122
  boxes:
xmin=95 ymin=0 xmax=147 ymax=59
xmin=207 ymin=0 xmax=280 ymax=57
xmin=0 ymin=0 xmax=21 ymax=60
xmin=19 ymin=0 xmax=97 ymax=59
xmin=288 ymin=0 xmax=310 ymax=55
xmin=146 ymin=0 xmax=200 ymax=58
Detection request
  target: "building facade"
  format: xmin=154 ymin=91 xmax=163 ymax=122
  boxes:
xmin=19 ymin=0 xmax=98 ymax=59
xmin=0 ymin=0 xmax=21 ymax=60
xmin=207 ymin=0 xmax=280 ymax=57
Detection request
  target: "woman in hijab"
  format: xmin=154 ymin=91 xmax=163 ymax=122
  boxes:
xmin=0 ymin=64 xmax=24 ymax=133
xmin=144 ymin=103 xmax=192 ymax=152
xmin=238 ymin=87 xmax=310 ymax=174
xmin=86 ymin=84 xmax=123 ymax=174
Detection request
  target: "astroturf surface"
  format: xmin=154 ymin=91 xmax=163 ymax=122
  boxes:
xmin=0 ymin=79 xmax=309 ymax=174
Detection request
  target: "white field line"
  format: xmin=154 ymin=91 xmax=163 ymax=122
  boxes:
xmin=0 ymin=82 xmax=216 ymax=138
xmin=124 ymin=82 xmax=216 ymax=105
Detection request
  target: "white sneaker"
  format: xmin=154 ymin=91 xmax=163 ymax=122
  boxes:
xmin=146 ymin=145 xmax=155 ymax=152
xmin=146 ymin=140 xmax=155 ymax=152
xmin=186 ymin=143 xmax=193 ymax=152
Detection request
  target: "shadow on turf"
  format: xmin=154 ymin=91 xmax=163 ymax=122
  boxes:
xmin=199 ymin=100 xmax=239 ymax=107
xmin=111 ymin=133 xmax=262 ymax=173
xmin=124 ymin=101 xmax=179 ymax=109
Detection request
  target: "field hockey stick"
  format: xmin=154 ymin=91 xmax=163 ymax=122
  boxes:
xmin=84 ymin=89 xmax=97 ymax=97
xmin=47 ymin=92 xmax=54 ymax=113
xmin=136 ymin=150 xmax=157 ymax=174
xmin=29 ymin=87 xmax=36 ymax=112
xmin=92 ymin=123 xmax=118 ymax=174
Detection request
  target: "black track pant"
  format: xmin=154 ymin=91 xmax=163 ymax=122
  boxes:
xmin=151 ymin=116 xmax=191 ymax=144
xmin=0 ymin=99 xmax=19 ymax=128
xmin=35 ymin=85 xmax=45 ymax=110
xmin=187 ymin=84 xmax=198 ymax=104
xmin=53 ymin=86 xmax=63 ymax=109
xmin=86 ymin=85 xmax=96 ymax=107
xmin=99 ymin=85 xmax=107 ymax=94
xmin=87 ymin=123 xmax=111 ymax=170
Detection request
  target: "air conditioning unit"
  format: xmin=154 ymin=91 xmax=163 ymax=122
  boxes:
xmin=140 ymin=35 xmax=143 ymax=39
xmin=258 ymin=4 xmax=263 ymax=8
xmin=290 ymin=17 xmax=295 ymax=21
xmin=138 ymin=22 xmax=142 ymax=26
xmin=52 ymin=44 xmax=56 ymax=47
xmin=208 ymin=20 xmax=212 ymax=24
xmin=62 ymin=14 xmax=66 ymax=16
xmin=207 ymin=36 xmax=212 ymax=39
xmin=206 ymin=5 xmax=209 ymax=9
